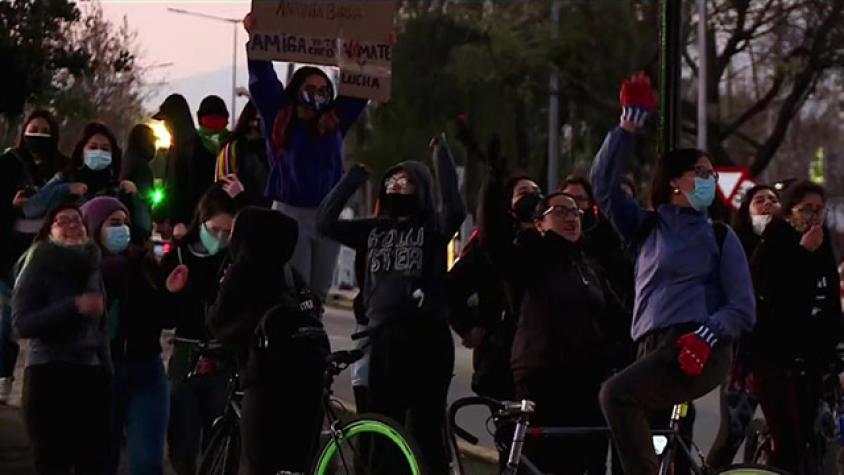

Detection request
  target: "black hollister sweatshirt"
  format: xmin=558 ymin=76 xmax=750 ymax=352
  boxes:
xmin=317 ymin=137 xmax=466 ymax=327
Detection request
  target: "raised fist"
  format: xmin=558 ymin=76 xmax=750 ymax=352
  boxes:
xmin=619 ymin=72 xmax=657 ymax=129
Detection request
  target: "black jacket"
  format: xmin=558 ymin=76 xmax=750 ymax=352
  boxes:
xmin=510 ymin=231 xmax=625 ymax=381
xmin=447 ymin=235 xmax=516 ymax=399
xmin=160 ymin=241 xmax=227 ymax=340
xmin=207 ymin=207 xmax=328 ymax=388
xmin=748 ymin=218 xmax=843 ymax=370
xmin=157 ymin=94 xmax=217 ymax=225
xmin=101 ymin=249 xmax=167 ymax=361
xmin=317 ymin=139 xmax=467 ymax=328
xmin=0 ymin=148 xmax=64 ymax=279
xmin=121 ymin=125 xmax=156 ymax=200
xmin=12 ymin=241 xmax=110 ymax=370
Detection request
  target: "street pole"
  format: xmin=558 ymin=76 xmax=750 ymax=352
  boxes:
xmin=697 ymin=0 xmax=707 ymax=151
xmin=232 ymin=22 xmax=238 ymax=128
xmin=658 ymin=0 xmax=683 ymax=156
xmin=547 ymin=0 xmax=561 ymax=192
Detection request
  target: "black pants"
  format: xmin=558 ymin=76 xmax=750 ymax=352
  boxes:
xmin=368 ymin=320 xmax=455 ymax=475
xmin=599 ymin=325 xmax=731 ymax=475
xmin=23 ymin=363 xmax=111 ymax=475
xmin=515 ymin=369 xmax=608 ymax=475
xmin=753 ymin=364 xmax=823 ymax=475
xmin=166 ymin=345 xmax=229 ymax=475
xmin=240 ymin=380 xmax=324 ymax=474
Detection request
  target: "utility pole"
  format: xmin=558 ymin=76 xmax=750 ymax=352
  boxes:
xmin=547 ymin=0 xmax=561 ymax=192
xmin=697 ymin=0 xmax=708 ymax=150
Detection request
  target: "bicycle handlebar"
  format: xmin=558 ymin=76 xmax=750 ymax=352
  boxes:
xmin=447 ymin=396 xmax=506 ymax=446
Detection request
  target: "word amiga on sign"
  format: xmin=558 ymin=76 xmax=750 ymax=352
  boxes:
xmin=715 ymin=166 xmax=757 ymax=210
xmin=248 ymin=0 xmax=396 ymax=102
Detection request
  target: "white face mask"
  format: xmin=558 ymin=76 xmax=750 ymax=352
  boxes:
xmin=751 ymin=214 xmax=772 ymax=236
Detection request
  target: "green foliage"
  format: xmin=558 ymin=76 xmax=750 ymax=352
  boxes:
xmin=352 ymin=1 xmax=660 ymax=199
xmin=0 ymin=0 xmax=89 ymax=117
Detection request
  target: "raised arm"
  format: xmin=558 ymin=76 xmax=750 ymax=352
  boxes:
xmin=432 ymin=134 xmax=467 ymax=237
xmin=590 ymin=73 xmax=657 ymax=244
xmin=248 ymin=58 xmax=286 ymax=142
xmin=316 ymin=165 xmax=376 ymax=250
xmin=590 ymin=127 xmax=649 ymax=243
xmin=335 ymin=96 xmax=369 ymax=136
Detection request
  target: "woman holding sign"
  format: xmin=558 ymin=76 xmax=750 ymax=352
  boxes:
xmin=244 ymin=13 xmax=368 ymax=303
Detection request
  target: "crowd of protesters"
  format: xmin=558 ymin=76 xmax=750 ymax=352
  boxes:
xmin=0 ymin=14 xmax=841 ymax=475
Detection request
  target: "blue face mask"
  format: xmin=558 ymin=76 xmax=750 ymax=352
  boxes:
xmin=200 ymin=223 xmax=227 ymax=256
xmin=104 ymin=225 xmax=131 ymax=254
xmin=684 ymin=177 xmax=716 ymax=211
xmin=84 ymin=149 xmax=112 ymax=171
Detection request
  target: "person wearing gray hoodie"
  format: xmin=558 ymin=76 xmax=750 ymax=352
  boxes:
xmin=12 ymin=203 xmax=111 ymax=474
xmin=317 ymin=135 xmax=466 ymax=474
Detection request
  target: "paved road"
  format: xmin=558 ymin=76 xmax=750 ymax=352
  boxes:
xmin=322 ymin=306 xmax=730 ymax=455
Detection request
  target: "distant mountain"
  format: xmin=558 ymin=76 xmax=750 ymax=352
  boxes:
xmin=145 ymin=63 xmax=289 ymax=117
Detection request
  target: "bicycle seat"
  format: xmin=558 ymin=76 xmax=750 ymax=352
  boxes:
xmin=326 ymin=350 xmax=364 ymax=367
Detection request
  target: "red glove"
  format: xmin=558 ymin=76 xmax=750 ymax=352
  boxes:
xmin=676 ymin=326 xmax=718 ymax=377
xmin=619 ymin=72 xmax=658 ymax=128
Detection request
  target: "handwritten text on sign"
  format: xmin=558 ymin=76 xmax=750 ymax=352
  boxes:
xmin=248 ymin=1 xmax=396 ymax=101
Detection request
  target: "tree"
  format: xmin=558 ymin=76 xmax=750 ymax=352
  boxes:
xmin=0 ymin=0 xmax=89 ymax=144
xmin=682 ymin=0 xmax=844 ymax=177
xmin=50 ymin=2 xmax=148 ymax=151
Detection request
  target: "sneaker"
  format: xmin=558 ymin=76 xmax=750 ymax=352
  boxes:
xmin=0 ymin=377 xmax=13 ymax=405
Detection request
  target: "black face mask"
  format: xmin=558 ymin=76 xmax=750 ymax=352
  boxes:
xmin=24 ymin=135 xmax=54 ymax=157
xmin=512 ymin=192 xmax=543 ymax=223
xmin=384 ymin=193 xmax=419 ymax=218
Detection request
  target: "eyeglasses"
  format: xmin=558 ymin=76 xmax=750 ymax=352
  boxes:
xmin=693 ymin=167 xmax=719 ymax=181
xmin=541 ymin=206 xmax=583 ymax=220
xmin=385 ymin=176 xmax=412 ymax=191
xmin=53 ymin=216 xmax=83 ymax=227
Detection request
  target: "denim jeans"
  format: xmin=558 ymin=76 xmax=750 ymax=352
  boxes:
xmin=110 ymin=357 xmax=170 ymax=475
xmin=0 ymin=280 xmax=19 ymax=379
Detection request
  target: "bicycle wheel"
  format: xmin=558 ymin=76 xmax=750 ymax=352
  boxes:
xmin=197 ymin=414 xmax=241 ymax=475
xmin=716 ymin=463 xmax=792 ymax=475
xmin=312 ymin=413 xmax=425 ymax=475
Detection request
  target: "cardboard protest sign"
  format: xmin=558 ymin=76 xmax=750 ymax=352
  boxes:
xmin=248 ymin=1 xmax=396 ymax=101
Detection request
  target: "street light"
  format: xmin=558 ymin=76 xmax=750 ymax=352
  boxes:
xmin=168 ymin=7 xmax=241 ymax=128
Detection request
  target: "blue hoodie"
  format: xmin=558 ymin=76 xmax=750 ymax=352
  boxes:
xmin=590 ymin=127 xmax=755 ymax=342
xmin=248 ymin=60 xmax=367 ymax=208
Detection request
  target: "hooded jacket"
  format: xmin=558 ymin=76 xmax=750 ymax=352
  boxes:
xmin=81 ymin=197 xmax=166 ymax=361
xmin=747 ymin=218 xmax=843 ymax=370
xmin=317 ymin=138 xmax=467 ymax=327
xmin=0 ymin=148 xmax=67 ymax=279
xmin=206 ymin=207 xmax=319 ymax=386
xmin=510 ymin=231 xmax=626 ymax=381
xmin=12 ymin=241 xmax=110 ymax=370
xmin=248 ymin=60 xmax=367 ymax=207
xmin=154 ymin=94 xmax=217 ymax=225
xmin=121 ymin=124 xmax=156 ymax=200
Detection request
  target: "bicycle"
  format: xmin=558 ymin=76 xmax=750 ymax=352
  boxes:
xmin=196 ymin=343 xmax=426 ymax=475
xmin=448 ymin=396 xmax=789 ymax=475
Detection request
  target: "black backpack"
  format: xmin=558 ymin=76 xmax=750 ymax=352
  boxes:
xmin=249 ymin=266 xmax=331 ymax=383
